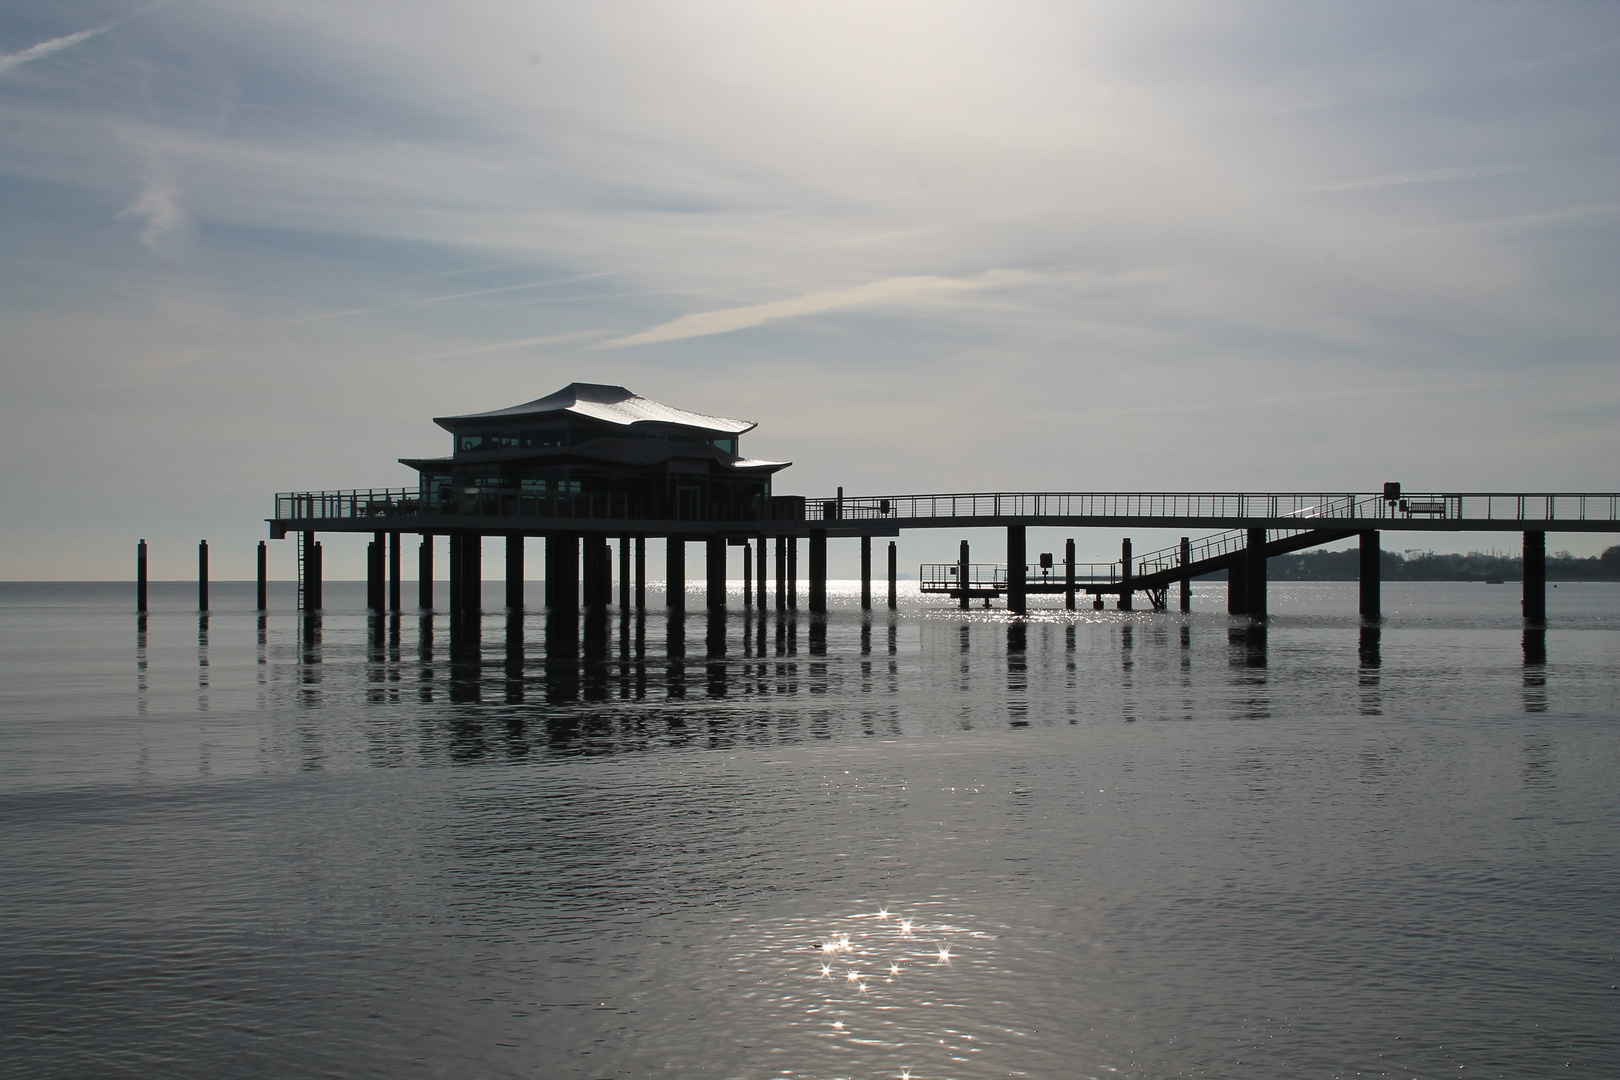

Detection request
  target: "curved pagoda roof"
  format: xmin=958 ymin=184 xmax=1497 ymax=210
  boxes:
xmin=435 ymin=383 xmax=755 ymax=435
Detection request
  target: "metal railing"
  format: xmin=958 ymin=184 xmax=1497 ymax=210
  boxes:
xmin=808 ymin=491 xmax=1620 ymax=524
xmin=273 ymin=488 xmax=786 ymax=524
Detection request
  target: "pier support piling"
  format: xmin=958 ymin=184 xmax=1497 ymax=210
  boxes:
xmin=389 ymin=532 xmax=402 ymax=612
xmin=1064 ymin=539 xmax=1076 ymax=611
xmin=367 ymin=533 xmax=384 ymax=611
xmin=743 ymin=542 xmax=753 ymax=608
xmin=888 ymin=541 xmax=898 ymax=610
xmin=137 ymin=539 xmax=148 ymax=613
xmin=1116 ymin=538 xmax=1132 ymax=610
xmin=1523 ymin=531 xmax=1546 ymax=621
xmin=583 ymin=537 xmax=610 ymax=607
xmin=620 ymin=537 xmax=631 ymax=609
xmin=1179 ymin=537 xmax=1192 ymax=612
xmin=860 ymin=536 xmax=872 ymax=610
xmin=1244 ymin=528 xmax=1267 ymax=618
xmin=546 ymin=535 xmax=579 ymax=611
xmin=756 ymin=537 xmax=767 ymax=610
xmin=1008 ymin=525 xmax=1027 ymax=614
xmin=635 ymin=536 xmax=647 ymax=609
xmin=707 ymin=536 xmax=726 ymax=611
xmin=958 ymin=540 xmax=971 ymax=611
xmin=787 ymin=537 xmax=798 ymax=609
xmin=1359 ymin=531 xmax=1381 ymax=619
xmin=506 ymin=535 xmax=524 ymax=610
xmin=257 ymin=540 xmax=268 ymax=611
xmin=667 ymin=537 xmax=685 ymax=610
xmin=1227 ymin=557 xmax=1247 ymax=615
xmin=809 ymin=530 xmax=827 ymax=613
xmin=419 ymin=536 xmax=433 ymax=609
xmin=198 ymin=539 xmax=209 ymax=612
xmin=775 ymin=536 xmax=787 ymax=611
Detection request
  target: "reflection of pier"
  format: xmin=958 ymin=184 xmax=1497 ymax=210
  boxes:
xmin=249 ymin=386 xmax=1615 ymax=622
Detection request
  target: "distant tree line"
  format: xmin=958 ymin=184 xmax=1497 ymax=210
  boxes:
xmin=1240 ymin=545 xmax=1620 ymax=582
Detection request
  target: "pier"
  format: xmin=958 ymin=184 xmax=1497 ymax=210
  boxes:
xmin=241 ymin=385 xmax=1615 ymax=621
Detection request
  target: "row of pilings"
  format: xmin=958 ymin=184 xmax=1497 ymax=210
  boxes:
xmin=138 ymin=527 xmax=1553 ymax=622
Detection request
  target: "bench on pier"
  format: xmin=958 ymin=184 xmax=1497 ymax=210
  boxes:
xmin=1399 ymin=499 xmax=1448 ymax=517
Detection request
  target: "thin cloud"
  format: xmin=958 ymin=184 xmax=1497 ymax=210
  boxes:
xmin=1300 ymin=163 xmax=1531 ymax=194
xmin=0 ymin=25 xmax=110 ymax=75
xmin=295 ymin=271 xmax=615 ymax=323
xmin=598 ymin=270 xmax=1036 ymax=348
xmin=115 ymin=149 xmax=194 ymax=254
xmin=409 ymin=329 xmax=612 ymax=363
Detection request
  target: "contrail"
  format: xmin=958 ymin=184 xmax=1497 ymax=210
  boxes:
xmin=0 ymin=25 xmax=111 ymax=75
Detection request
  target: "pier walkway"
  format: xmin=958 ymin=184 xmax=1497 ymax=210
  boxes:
xmin=263 ymin=487 xmax=1618 ymax=622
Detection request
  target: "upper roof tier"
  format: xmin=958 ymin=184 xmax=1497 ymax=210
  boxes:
xmin=435 ymin=383 xmax=756 ymax=435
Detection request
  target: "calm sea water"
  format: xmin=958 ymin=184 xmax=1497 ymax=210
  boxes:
xmin=1 ymin=579 xmax=1616 ymax=1079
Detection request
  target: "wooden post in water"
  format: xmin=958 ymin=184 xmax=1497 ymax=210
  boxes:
xmin=367 ymin=532 xmax=384 ymax=611
xmin=137 ymin=539 xmax=148 ymax=612
xmin=958 ymin=539 xmax=970 ymax=611
xmin=257 ymin=540 xmax=268 ymax=611
xmin=419 ymin=536 xmax=433 ymax=609
xmin=1523 ymin=530 xmax=1546 ymax=621
xmin=775 ymin=536 xmax=787 ymax=610
xmin=1244 ymin=528 xmax=1267 ymax=617
xmin=1064 ymin=538 xmax=1076 ymax=611
xmin=198 ymin=540 xmax=209 ymax=612
xmin=1227 ymin=554 xmax=1247 ymax=614
xmin=756 ymin=537 xmax=767 ymax=610
xmin=1179 ymin=537 xmax=1191 ymax=613
xmin=620 ymin=537 xmax=631 ymax=609
xmin=1359 ymin=531 xmax=1381 ymax=619
xmin=787 ymin=537 xmax=798 ymax=609
xmin=308 ymin=540 xmax=322 ymax=610
xmin=743 ymin=541 xmax=753 ymax=608
xmin=808 ymin=530 xmax=827 ymax=613
xmin=634 ymin=536 xmax=646 ymax=609
xmin=887 ymin=541 xmax=898 ymax=610
xmin=506 ymin=535 xmax=524 ymax=610
xmin=1007 ymin=524 xmax=1026 ymax=615
xmin=860 ymin=535 xmax=872 ymax=611
xmin=1116 ymin=538 xmax=1131 ymax=611
xmin=706 ymin=536 xmax=726 ymax=611
xmin=389 ymin=533 xmax=402 ymax=612
xmin=667 ymin=536 xmax=685 ymax=611
xmin=448 ymin=533 xmax=463 ymax=613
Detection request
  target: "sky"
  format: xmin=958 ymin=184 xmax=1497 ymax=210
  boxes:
xmin=2 ymin=0 xmax=1617 ymax=580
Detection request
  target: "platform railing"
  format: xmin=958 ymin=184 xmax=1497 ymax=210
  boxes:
xmin=273 ymin=489 xmax=779 ymax=524
xmin=810 ymin=491 xmax=1620 ymax=524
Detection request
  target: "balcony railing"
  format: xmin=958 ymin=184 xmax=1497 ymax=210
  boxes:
xmin=274 ymin=488 xmax=797 ymax=524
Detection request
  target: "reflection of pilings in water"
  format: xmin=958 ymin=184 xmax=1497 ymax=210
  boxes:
xmin=505 ymin=611 xmax=525 ymax=705
xmin=299 ymin=613 xmax=322 ymax=707
xmin=706 ymin=609 xmax=727 ymax=659
xmin=1522 ymin=627 xmax=1548 ymax=713
xmin=583 ymin=607 xmax=610 ymax=701
xmin=1359 ymin=625 xmax=1382 ymax=670
xmin=774 ymin=609 xmax=787 ymax=656
xmin=448 ymin=610 xmax=482 ymax=703
xmin=1228 ymin=622 xmax=1267 ymax=669
xmin=1358 ymin=624 xmax=1382 ymax=715
xmin=544 ymin=608 xmax=579 ymax=704
xmin=809 ymin=615 xmax=826 ymax=657
xmin=666 ymin=612 xmax=686 ymax=698
xmin=1006 ymin=622 xmax=1028 ymax=726
xmin=859 ymin=617 xmax=872 ymax=693
xmin=1179 ymin=624 xmax=1191 ymax=674
xmin=366 ymin=613 xmax=387 ymax=703
xmin=136 ymin=613 xmax=149 ymax=713
xmin=418 ymin=612 xmax=434 ymax=702
xmin=1120 ymin=622 xmax=1133 ymax=675
xmin=706 ymin=612 xmax=728 ymax=697
xmin=196 ymin=614 xmax=210 ymax=710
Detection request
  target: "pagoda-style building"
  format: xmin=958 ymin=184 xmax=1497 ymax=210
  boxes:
xmin=400 ymin=383 xmax=790 ymax=522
